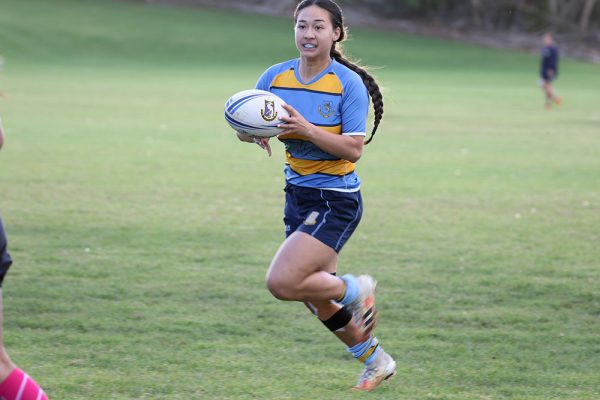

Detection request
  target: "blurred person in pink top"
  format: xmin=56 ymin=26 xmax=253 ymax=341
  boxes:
xmin=0 ymin=117 xmax=50 ymax=400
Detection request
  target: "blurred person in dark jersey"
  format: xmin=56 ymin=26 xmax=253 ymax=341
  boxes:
xmin=540 ymin=32 xmax=562 ymax=109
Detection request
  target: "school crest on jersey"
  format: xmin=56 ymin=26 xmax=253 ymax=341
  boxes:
xmin=318 ymin=101 xmax=336 ymax=118
xmin=261 ymin=100 xmax=278 ymax=122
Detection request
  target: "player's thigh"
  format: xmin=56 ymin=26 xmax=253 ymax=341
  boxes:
xmin=267 ymin=231 xmax=338 ymax=285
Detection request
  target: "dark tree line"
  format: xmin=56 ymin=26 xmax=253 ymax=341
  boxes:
xmin=145 ymin=0 xmax=600 ymax=36
xmin=342 ymin=0 xmax=599 ymax=34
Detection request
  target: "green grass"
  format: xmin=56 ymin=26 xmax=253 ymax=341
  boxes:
xmin=1 ymin=0 xmax=599 ymax=398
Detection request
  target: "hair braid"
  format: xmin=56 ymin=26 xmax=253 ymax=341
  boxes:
xmin=331 ymin=49 xmax=384 ymax=144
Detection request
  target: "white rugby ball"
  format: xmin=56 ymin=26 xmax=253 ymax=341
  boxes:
xmin=224 ymin=89 xmax=289 ymax=138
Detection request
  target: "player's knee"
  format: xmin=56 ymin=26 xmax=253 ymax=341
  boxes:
xmin=265 ymin=274 xmax=295 ymax=300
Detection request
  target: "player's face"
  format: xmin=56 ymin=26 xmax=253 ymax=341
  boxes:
xmin=294 ymin=5 xmax=341 ymax=62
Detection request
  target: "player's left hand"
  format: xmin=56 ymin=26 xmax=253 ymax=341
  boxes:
xmin=278 ymin=104 xmax=314 ymax=138
xmin=253 ymin=137 xmax=272 ymax=157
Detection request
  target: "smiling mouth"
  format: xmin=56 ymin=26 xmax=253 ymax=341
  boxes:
xmin=303 ymin=43 xmax=317 ymax=49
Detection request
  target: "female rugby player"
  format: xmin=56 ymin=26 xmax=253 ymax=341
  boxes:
xmin=236 ymin=0 xmax=395 ymax=391
xmin=0 ymin=117 xmax=49 ymax=399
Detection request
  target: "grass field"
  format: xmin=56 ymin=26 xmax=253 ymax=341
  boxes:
xmin=1 ymin=0 xmax=599 ymax=398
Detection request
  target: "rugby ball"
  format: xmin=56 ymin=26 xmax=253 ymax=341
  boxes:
xmin=224 ymin=89 xmax=289 ymax=138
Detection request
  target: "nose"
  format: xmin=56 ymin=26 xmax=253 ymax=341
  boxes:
xmin=304 ymin=27 xmax=316 ymax=39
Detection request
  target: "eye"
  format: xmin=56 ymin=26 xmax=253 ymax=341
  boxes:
xmin=315 ymin=25 xmax=324 ymax=31
xmin=296 ymin=23 xmax=306 ymax=29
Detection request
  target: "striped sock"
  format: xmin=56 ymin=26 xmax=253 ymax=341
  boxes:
xmin=338 ymin=274 xmax=359 ymax=305
xmin=0 ymin=368 xmax=48 ymax=400
xmin=348 ymin=336 xmax=380 ymax=366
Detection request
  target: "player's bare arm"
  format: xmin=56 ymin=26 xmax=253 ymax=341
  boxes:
xmin=278 ymin=104 xmax=363 ymax=163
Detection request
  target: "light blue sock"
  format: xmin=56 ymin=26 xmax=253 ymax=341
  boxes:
xmin=338 ymin=274 xmax=359 ymax=305
xmin=348 ymin=336 xmax=380 ymax=365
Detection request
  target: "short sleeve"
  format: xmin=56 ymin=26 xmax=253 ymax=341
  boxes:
xmin=256 ymin=67 xmax=275 ymax=91
xmin=341 ymin=77 xmax=369 ymax=136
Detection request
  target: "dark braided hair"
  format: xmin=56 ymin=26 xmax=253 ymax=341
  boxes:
xmin=294 ymin=0 xmax=383 ymax=144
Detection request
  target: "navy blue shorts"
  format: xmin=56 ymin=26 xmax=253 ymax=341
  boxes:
xmin=283 ymin=184 xmax=363 ymax=253
xmin=541 ymin=71 xmax=557 ymax=82
xmin=0 ymin=217 xmax=13 ymax=286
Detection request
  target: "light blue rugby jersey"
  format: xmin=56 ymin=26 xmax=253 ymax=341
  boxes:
xmin=256 ymin=58 xmax=369 ymax=192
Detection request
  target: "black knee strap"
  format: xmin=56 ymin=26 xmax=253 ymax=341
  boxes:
xmin=321 ymin=305 xmax=352 ymax=332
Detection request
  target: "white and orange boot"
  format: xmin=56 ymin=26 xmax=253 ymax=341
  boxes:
xmin=352 ymin=349 xmax=396 ymax=391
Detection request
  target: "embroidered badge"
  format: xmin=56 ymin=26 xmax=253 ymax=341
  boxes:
xmin=303 ymin=211 xmax=320 ymax=226
xmin=261 ymin=99 xmax=278 ymax=121
xmin=318 ymin=101 xmax=336 ymax=118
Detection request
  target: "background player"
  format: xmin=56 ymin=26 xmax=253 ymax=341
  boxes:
xmin=540 ymin=32 xmax=562 ymax=109
xmin=0 ymin=117 xmax=49 ymax=400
